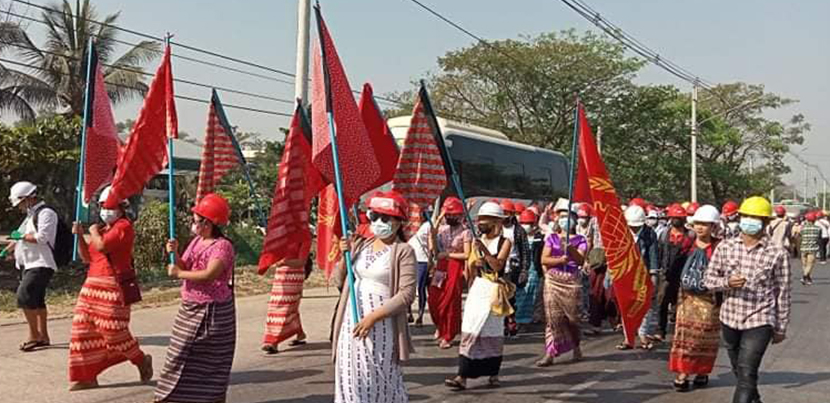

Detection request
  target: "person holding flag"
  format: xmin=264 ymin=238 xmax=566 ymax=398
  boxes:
xmin=332 ymin=191 xmax=416 ymax=403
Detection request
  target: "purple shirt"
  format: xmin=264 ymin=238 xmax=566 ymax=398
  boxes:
xmin=180 ymin=237 xmax=235 ymax=303
xmin=544 ymin=233 xmax=588 ymax=275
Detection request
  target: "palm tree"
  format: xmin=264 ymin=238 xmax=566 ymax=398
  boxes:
xmin=0 ymin=0 xmax=160 ymax=121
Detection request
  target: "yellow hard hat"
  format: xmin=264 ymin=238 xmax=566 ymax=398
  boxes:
xmin=738 ymin=196 xmax=773 ymax=218
xmin=681 ymin=201 xmax=690 ymax=209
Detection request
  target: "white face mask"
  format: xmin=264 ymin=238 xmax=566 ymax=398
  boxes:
xmin=99 ymin=208 xmax=121 ymax=225
xmin=190 ymin=222 xmax=200 ymax=236
xmin=370 ymin=221 xmax=395 ymax=239
xmin=521 ymin=224 xmax=533 ymax=233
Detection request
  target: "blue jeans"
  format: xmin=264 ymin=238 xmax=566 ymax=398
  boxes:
xmin=722 ymin=324 xmax=773 ymax=403
xmin=416 ymin=262 xmax=429 ymax=318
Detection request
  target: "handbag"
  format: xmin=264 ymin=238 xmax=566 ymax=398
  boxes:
xmin=119 ymin=273 xmax=143 ymax=305
xmin=680 ymin=248 xmax=708 ymax=294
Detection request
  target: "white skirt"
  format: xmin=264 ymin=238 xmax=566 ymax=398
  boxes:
xmin=335 ymin=282 xmax=408 ymax=403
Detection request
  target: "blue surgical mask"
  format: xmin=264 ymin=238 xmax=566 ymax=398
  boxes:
xmin=739 ymin=217 xmax=763 ymax=235
xmin=370 ymin=221 xmax=395 ymax=239
xmin=558 ymin=217 xmax=572 ymax=232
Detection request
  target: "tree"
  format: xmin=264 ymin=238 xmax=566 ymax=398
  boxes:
xmin=0 ymin=0 xmax=160 ymax=121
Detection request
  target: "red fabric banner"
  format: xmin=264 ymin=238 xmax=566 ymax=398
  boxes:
xmin=359 ymin=83 xmax=400 ymax=191
xmin=196 ymin=92 xmax=241 ymax=202
xmin=104 ymin=45 xmax=177 ymax=208
xmin=316 ymin=184 xmax=342 ymax=279
xmin=82 ymin=57 xmax=121 ymax=204
xmin=575 ymin=103 xmax=653 ymax=345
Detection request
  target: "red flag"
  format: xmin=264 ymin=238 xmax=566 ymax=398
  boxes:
xmin=196 ymin=90 xmax=244 ymax=202
xmin=82 ymin=48 xmax=121 ymax=204
xmin=576 ymin=103 xmax=653 ymax=345
xmin=104 ymin=45 xmax=177 ymax=208
xmin=310 ymin=9 xmax=381 ymax=207
xmin=258 ymin=103 xmax=323 ymax=274
xmin=391 ymin=89 xmax=448 ymax=236
xmin=359 ymin=83 xmax=400 ymax=190
xmin=316 ymin=184 xmax=342 ymax=279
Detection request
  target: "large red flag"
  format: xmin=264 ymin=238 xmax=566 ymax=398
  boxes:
xmin=316 ymin=184 xmax=342 ymax=279
xmin=310 ymin=8 xmax=381 ymax=207
xmin=104 ymin=45 xmax=177 ymax=208
xmin=574 ymin=103 xmax=653 ymax=345
xmin=82 ymin=47 xmax=121 ymax=204
xmin=391 ymin=87 xmax=448 ymax=236
xmin=196 ymin=90 xmax=245 ymax=202
xmin=359 ymin=83 xmax=400 ymax=190
xmin=258 ymin=103 xmax=324 ymax=274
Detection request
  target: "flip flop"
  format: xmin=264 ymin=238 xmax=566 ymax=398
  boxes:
xmin=261 ymin=345 xmax=279 ymax=355
xmin=638 ymin=342 xmax=655 ymax=351
xmin=444 ymin=378 xmax=466 ymax=390
xmin=615 ymin=343 xmax=633 ymax=350
xmin=20 ymin=340 xmax=48 ymax=352
xmin=289 ymin=339 xmax=307 ymax=347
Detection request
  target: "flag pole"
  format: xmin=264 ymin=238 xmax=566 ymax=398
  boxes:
xmin=566 ymin=96 xmax=581 ymax=245
xmin=315 ymin=4 xmax=360 ymax=321
xmin=166 ymin=35 xmax=176 ymax=264
xmin=72 ymin=39 xmax=96 ymax=261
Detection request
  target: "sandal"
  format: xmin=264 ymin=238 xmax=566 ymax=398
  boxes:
xmin=20 ymin=340 xmax=49 ymax=352
xmin=615 ymin=343 xmax=633 ymax=350
xmin=444 ymin=377 xmax=466 ymax=390
xmin=535 ymin=356 xmax=554 ymax=367
xmin=438 ymin=340 xmax=453 ymax=349
xmin=693 ymin=375 xmax=709 ymax=387
xmin=638 ymin=342 xmax=655 ymax=351
xmin=488 ymin=377 xmax=501 ymax=388
xmin=673 ymin=379 xmax=690 ymax=392
xmin=288 ymin=339 xmax=307 ymax=347
xmin=261 ymin=344 xmax=279 ymax=355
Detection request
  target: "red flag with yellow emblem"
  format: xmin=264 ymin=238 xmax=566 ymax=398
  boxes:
xmin=574 ymin=103 xmax=653 ymax=346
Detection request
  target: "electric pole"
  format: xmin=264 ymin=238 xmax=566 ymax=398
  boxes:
xmin=690 ymin=84 xmax=698 ymax=203
xmin=294 ymin=0 xmax=311 ymax=105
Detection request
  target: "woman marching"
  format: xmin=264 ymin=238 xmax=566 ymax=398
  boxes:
xmin=445 ymin=202 xmax=513 ymax=390
xmin=427 ymin=197 xmax=471 ymax=349
xmin=514 ymin=208 xmax=544 ymax=329
xmin=261 ymin=240 xmax=311 ymax=354
xmin=536 ymin=199 xmax=587 ymax=367
xmin=332 ymin=191 xmax=416 ymax=403
xmin=68 ymin=186 xmax=152 ymax=391
xmin=154 ymin=193 xmax=236 ymax=403
xmin=669 ymin=205 xmax=722 ymax=392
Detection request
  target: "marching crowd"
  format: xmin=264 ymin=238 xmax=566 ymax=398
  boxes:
xmin=2 ymin=179 xmax=798 ymax=403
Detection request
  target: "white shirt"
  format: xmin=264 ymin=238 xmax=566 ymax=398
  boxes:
xmin=407 ymin=221 xmax=432 ymax=263
xmin=503 ymin=225 xmax=519 ymax=260
xmin=13 ymin=201 xmax=58 ymax=271
xmin=818 ymin=219 xmax=830 ymax=239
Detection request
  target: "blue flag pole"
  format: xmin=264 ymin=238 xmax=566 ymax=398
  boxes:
xmin=166 ymin=36 xmax=176 ymax=264
xmin=565 ymin=97 xmax=581 ymax=245
xmin=72 ymin=39 xmax=96 ymax=261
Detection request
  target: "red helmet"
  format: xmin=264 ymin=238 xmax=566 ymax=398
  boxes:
xmin=722 ymin=201 xmax=739 ymax=217
xmin=577 ymin=204 xmax=592 ymax=218
xmin=806 ymin=212 xmax=817 ymax=222
xmin=519 ymin=209 xmax=537 ymax=224
xmin=192 ymin=193 xmax=231 ymax=226
xmin=774 ymin=205 xmax=786 ymax=217
xmin=442 ymin=197 xmax=464 ymax=215
xmin=629 ymin=198 xmax=647 ymax=208
xmin=368 ymin=191 xmax=408 ymax=219
xmin=515 ymin=202 xmax=527 ymax=213
xmin=686 ymin=202 xmax=700 ymax=216
xmin=500 ymin=199 xmax=516 ymax=213
xmin=667 ymin=204 xmax=687 ymax=218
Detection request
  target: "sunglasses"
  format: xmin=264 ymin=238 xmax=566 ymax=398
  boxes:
xmin=367 ymin=211 xmax=394 ymax=223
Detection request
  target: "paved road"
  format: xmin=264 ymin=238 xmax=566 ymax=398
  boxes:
xmin=2 ymin=260 xmax=828 ymax=403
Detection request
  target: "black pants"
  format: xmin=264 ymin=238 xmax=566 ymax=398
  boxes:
xmin=722 ymin=324 xmax=773 ymax=403
xmin=820 ymin=238 xmax=828 ymax=262
xmin=657 ymin=271 xmax=680 ymax=337
xmin=416 ymin=262 xmax=429 ymax=317
xmin=17 ymin=267 xmax=54 ymax=309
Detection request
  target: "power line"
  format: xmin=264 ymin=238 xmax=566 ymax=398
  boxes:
xmin=0 ymin=56 xmax=293 ymax=117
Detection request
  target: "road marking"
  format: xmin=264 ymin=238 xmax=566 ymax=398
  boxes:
xmin=545 ymin=369 xmax=617 ymax=403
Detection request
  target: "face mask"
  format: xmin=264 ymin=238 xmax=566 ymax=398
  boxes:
xmin=521 ymin=224 xmax=533 ymax=233
xmin=99 ymin=208 xmax=121 ymax=225
xmin=477 ymin=223 xmax=493 ymax=234
xmin=558 ymin=217 xmax=572 ymax=232
xmin=646 ymin=218 xmax=658 ymax=227
xmin=739 ymin=217 xmax=763 ymax=235
xmin=371 ymin=220 xmax=395 ymax=239
xmin=190 ymin=222 xmax=201 ymax=236
xmin=671 ymin=218 xmax=685 ymax=228
xmin=577 ymin=218 xmax=588 ymax=226
xmin=446 ymin=218 xmax=460 ymax=226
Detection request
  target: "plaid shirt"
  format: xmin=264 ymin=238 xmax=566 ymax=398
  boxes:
xmin=800 ymin=222 xmax=821 ymax=253
xmin=704 ymin=236 xmax=791 ymax=334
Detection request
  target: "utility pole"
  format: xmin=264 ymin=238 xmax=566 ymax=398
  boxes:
xmin=596 ymin=126 xmax=602 ymax=155
xmin=748 ymin=154 xmax=754 ymax=175
xmin=770 ymin=188 xmax=775 ymax=204
xmin=824 ymin=180 xmax=827 ymax=211
xmin=294 ymin=0 xmax=311 ymax=105
xmin=690 ymin=84 xmax=698 ymax=203
xmin=803 ymin=162 xmax=808 ymax=204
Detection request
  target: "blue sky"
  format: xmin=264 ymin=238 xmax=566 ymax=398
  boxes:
xmin=12 ymin=0 xmax=830 ymax=194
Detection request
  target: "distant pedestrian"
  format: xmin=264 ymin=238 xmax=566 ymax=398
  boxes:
xmin=704 ymin=196 xmax=791 ymax=403
xmin=155 ymin=194 xmax=236 ymax=403
xmin=767 ymin=205 xmax=794 ymax=255
xmin=408 ymin=216 xmax=433 ymax=327
xmin=332 ymin=191 xmax=416 ymax=403
xmin=514 ymin=209 xmax=543 ymax=328
xmin=68 ymin=186 xmax=152 ymax=391
xmin=816 ymin=211 xmax=829 ymax=264
xmin=799 ymin=212 xmax=820 ymax=285
xmin=500 ymin=200 xmax=530 ymax=338
xmin=669 ymin=205 xmax=722 ymax=392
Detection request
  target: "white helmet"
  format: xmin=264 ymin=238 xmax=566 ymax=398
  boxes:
xmin=9 ymin=181 xmax=37 ymax=207
xmin=553 ymin=198 xmax=571 ymax=213
xmin=692 ymin=205 xmax=720 ymax=224
xmin=647 ymin=209 xmax=659 ymax=219
xmin=625 ymin=205 xmax=646 ymax=226
xmin=477 ymin=202 xmax=505 ymax=218
xmin=98 ymin=185 xmax=129 ymax=207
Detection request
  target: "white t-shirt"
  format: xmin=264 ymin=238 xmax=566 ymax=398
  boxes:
xmin=407 ymin=221 xmax=432 ymax=263
xmin=818 ymin=219 xmax=830 ymax=239
xmin=14 ymin=201 xmax=58 ymax=271
xmin=503 ymin=225 xmax=519 ymax=261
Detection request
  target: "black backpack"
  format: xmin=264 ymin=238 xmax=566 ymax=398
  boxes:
xmin=33 ymin=205 xmax=73 ymax=268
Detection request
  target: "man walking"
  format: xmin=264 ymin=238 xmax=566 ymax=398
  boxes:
xmin=798 ymin=212 xmax=821 ymax=285
xmin=767 ymin=205 xmax=794 ymax=255
xmin=704 ymin=196 xmax=791 ymax=403
xmin=2 ymin=182 xmax=58 ymax=352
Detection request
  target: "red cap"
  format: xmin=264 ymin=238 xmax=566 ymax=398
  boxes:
xmin=806 ymin=212 xmax=817 ymax=222
xmin=774 ymin=205 xmax=786 ymax=216
xmin=368 ymin=191 xmax=408 ymax=219
xmin=515 ymin=202 xmax=527 ymax=213
xmin=667 ymin=204 xmax=687 ymax=218
xmin=686 ymin=202 xmax=700 ymax=216
xmin=500 ymin=200 xmax=516 ymax=213
xmin=442 ymin=197 xmax=463 ymax=215
xmin=629 ymin=198 xmax=647 ymax=208
xmin=519 ymin=209 xmax=537 ymax=224
xmin=577 ymin=204 xmax=592 ymax=218
xmin=192 ymin=193 xmax=231 ymax=226
xmin=722 ymin=201 xmax=739 ymax=217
